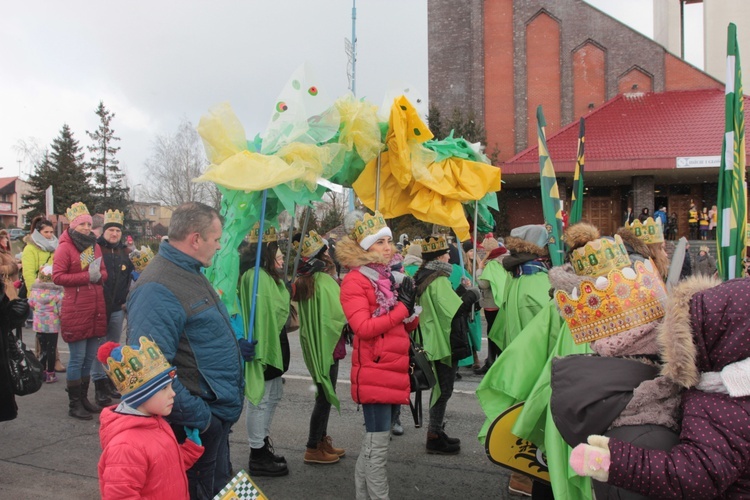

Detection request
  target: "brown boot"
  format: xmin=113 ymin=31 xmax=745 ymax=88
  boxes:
xmin=55 ymin=348 xmax=66 ymax=373
xmin=508 ymin=472 xmax=532 ymax=497
xmin=304 ymin=442 xmax=339 ymax=464
xmin=320 ymin=435 xmax=345 ymax=457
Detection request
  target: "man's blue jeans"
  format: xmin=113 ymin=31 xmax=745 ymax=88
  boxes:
xmin=91 ymin=310 xmax=125 ymax=381
xmin=173 ymin=414 xmax=234 ymax=499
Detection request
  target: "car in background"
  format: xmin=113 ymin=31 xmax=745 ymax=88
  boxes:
xmin=8 ymin=228 xmax=28 ymax=240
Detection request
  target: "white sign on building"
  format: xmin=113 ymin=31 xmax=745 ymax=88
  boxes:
xmin=676 ymin=156 xmax=721 ymax=168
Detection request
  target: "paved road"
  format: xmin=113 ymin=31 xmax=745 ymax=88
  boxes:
xmin=0 ymin=327 xmax=516 ymax=499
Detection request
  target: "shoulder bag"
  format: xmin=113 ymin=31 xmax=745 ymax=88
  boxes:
xmin=5 ymin=327 xmax=43 ymax=396
xmin=409 ymin=326 xmax=436 ymax=428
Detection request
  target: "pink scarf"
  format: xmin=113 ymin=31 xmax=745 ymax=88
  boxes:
xmin=362 ymin=263 xmax=398 ymax=317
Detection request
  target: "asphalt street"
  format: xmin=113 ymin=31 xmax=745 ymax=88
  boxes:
xmin=0 ymin=326 xmax=516 ymax=499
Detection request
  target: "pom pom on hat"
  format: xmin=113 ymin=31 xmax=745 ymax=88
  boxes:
xmin=97 ymin=341 xmax=122 ymax=364
xmin=564 ymin=222 xmax=601 ymax=252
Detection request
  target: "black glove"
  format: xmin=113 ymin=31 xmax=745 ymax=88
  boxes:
xmin=238 ymin=338 xmax=258 ymax=362
xmin=397 ymin=276 xmax=416 ymax=315
xmin=5 ymin=298 xmax=29 ymax=329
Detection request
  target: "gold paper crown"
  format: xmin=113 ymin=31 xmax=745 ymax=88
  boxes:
xmin=350 ymin=211 xmax=387 ymax=243
xmin=294 ymin=230 xmax=326 ymax=259
xmin=103 ymin=337 xmax=173 ymax=396
xmin=129 ymin=245 xmax=155 ymax=272
xmin=420 ymin=236 xmax=449 ymax=254
xmin=66 ymin=202 xmax=90 ymax=222
xmin=103 ymin=209 xmax=125 ymax=227
xmin=556 ymin=260 xmax=667 ymax=344
xmin=629 ymin=217 xmax=664 ymax=244
xmin=570 ymin=235 xmax=632 ymax=277
xmin=248 ymin=222 xmax=278 ymax=243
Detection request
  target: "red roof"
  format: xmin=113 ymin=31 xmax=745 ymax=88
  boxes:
xmin=504 ymin=89 xmax=750 ymax=174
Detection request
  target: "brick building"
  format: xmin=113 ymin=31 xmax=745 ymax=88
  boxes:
xmin=428 ymin=0 xmax=732 ymax=235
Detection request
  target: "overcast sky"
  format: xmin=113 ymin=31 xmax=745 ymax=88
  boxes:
xmin=0 ymin=0 xmax=702 ymax=190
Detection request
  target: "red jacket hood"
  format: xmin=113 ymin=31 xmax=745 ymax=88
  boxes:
xmin=99 ymin=406 xmax=162 ymax=449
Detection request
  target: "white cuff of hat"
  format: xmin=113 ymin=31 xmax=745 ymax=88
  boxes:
xmin=359 ymin=227 xmax=393 ymax=250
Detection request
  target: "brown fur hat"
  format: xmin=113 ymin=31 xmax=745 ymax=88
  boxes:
xmin=563 ymin=222 xmax=600 ymax=252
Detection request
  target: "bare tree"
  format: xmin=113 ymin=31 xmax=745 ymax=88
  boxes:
xmin=142 ymin=119 xmax=217 ymax=207
xmin=13 ymin=138 xmax=46 ymax=178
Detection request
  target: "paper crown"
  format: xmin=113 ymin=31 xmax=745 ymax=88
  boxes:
xmin=103 ymin=209 xmax=125 ymax=227
xmin=66 ymin=202 xmax=90 ymax=222
xmin=629 ymin=217 xmax=664 ymax=244
xmin=100 ymin=337 xmax=175 ymax=402
xmin=570 ymin=234 xmax=632 ymax=277
xmin=350 ymin=211 xmax=387 ymax=243
xmin=248 ymin=222 xmax=278 ymax=243
xmin=294 ymin=230 xmax=326 ymax=259
xmin=129 ymin=245 xmax=155 ymax=272
xmin=557 ymin=260 xmax=667 ymax=344
xmin=420 ymin=236 xmax=449 ymax=255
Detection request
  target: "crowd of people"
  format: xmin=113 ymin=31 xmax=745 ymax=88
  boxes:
xmin=2 ymin=199 xmax=750 ymax=499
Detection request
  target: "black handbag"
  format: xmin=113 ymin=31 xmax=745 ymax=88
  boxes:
xmin=5 ymin=328 xmax=43 ymax=396
xmin=409 ymin=327 xmax=436 ymax=428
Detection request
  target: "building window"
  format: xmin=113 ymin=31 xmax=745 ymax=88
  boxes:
xmin=149 ymin=207 xmax=156 ymax=216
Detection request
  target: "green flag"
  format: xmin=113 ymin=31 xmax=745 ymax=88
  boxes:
xmin=717 ymin=22 xmax=747 ymax=280
xmin=536 ymin=105 xmax=565 ymax=266
xmin=570 ymin=117 xmax=585 ymax=225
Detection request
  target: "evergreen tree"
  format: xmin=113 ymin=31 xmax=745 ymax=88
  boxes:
xmin=23 ymin=124 xmax=92 ymax=219
xmin=87 ymin=101 xmax=129 ymax=214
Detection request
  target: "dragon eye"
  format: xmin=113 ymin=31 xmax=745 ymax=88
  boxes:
xmin=308 ymin=86 xmax=318 ymax=96
xmin=276 ymin=101 xmax=288 ymax=113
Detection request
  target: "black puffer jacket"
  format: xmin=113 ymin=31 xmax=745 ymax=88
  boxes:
xmin=97 ymin=236 xmax=134 ymax=316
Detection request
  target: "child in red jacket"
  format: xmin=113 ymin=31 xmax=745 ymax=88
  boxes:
xmin=97 ymin=337 xmax=204 ymax=500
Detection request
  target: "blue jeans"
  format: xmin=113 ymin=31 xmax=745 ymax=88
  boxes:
xmin=362 ymin=404 xmax=398 ymax=433
xmin=246 ymin=376 xmax=283 ymax=449
xmin=91 ymin=310 xmax=125 ymax=381
xmin=66 ymin=337 xmax=99 ymax=382
xmin=173 ymin=414 xmax=233 ymax=499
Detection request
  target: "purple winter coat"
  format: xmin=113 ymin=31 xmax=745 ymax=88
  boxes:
xmin=607 ymin=276 xmax=750 ymax=499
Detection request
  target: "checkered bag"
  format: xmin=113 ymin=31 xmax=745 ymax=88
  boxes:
xmin=212 ymin=470 xmax=268 ymax=500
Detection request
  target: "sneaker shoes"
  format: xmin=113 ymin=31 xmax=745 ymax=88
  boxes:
xmin=508 ymin=472 xmax=533 ymax=497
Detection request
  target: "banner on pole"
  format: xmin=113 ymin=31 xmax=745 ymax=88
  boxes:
xmin=45 ymin=185 xmax=54 ymax=218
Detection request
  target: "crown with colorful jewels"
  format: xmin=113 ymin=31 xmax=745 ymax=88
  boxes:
xmin=103 ymin=209 xmax=125 ymax=227
xmin=248 ymin=222 xmax=278 ymax=243
xmin=556 ymin=259 xmax=667 ymax=344
xmin=570 ymin=234 xmax=632 ymax=277
xmin=350 ymin=211 xmax=388 ymax=244
xmin=294 ymin=230 xmax=325 ymax=259
xmin=66 ymin=202 xmax=90 ymax=222
xmin=629 ymin=217 xmax=664 ymax=244
xmin=420 ymin=236 xmax=449 ymax=255
xmin=129 ymin=245 xmax=155 ymax=272
xmin=102 ymin=337 xmax=175 ymax=397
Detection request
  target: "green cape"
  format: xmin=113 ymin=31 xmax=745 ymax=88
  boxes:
xmin=239 ymin=268 xmax=290 ymax=405
xmin=494 ymin=272 xmax=551 ymax=350
xmin=479 ymin=260 xmax=511 ymax=348
xmin=476 ymin=301 xmax=592 ymax=499
xmin=297 ymin=273 xmax=346 ymax=410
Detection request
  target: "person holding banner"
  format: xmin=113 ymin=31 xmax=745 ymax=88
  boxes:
xmin=238 ymin=223 xmax=291 ymax=477
xmin=337 ymin=210 xmax=418 ymax=499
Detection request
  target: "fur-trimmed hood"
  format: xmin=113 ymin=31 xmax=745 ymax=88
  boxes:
xmin=334 ymin=236 xmax=391 ymax=269
xmin=503 ymin=236 xmax=548 ymax=257
xmin=658 ymin=274 xmax=731 ymax=388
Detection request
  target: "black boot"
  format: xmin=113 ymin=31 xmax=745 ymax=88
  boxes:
xmin=426 ymin=431 xmax=460 ymax=455
xmin=439 ymin=425 xmax=461 ymax=445
xmin=248 ymin=445 xmax=289 ymax=476
xmin=106 ymin=378 xmax=121 ymax=399
xmin=67 ymin=381 xmax=93 ymax=420
xmin=94 ymin=379 xmax=112 ymax=406
xmin=264 ymin=436 xmax=286 ymax=464
xmin=80 ymin=376 xmax=102 ymax=414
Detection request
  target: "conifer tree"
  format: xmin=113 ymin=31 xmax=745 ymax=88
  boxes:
xmin=23 ymin=124 xmax=92 ymax=219
xmin=87 ymin=101 xmax=129 ymax=214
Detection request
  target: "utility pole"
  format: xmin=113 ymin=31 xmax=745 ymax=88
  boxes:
xmin=346 ymin=0 xmax=358 ymax=211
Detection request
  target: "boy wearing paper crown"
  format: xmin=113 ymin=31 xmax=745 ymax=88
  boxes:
xmin=91 ymin=209 xmax=134 ymax=407
xmin=97 ymin=337 xmax=203 ymax=500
